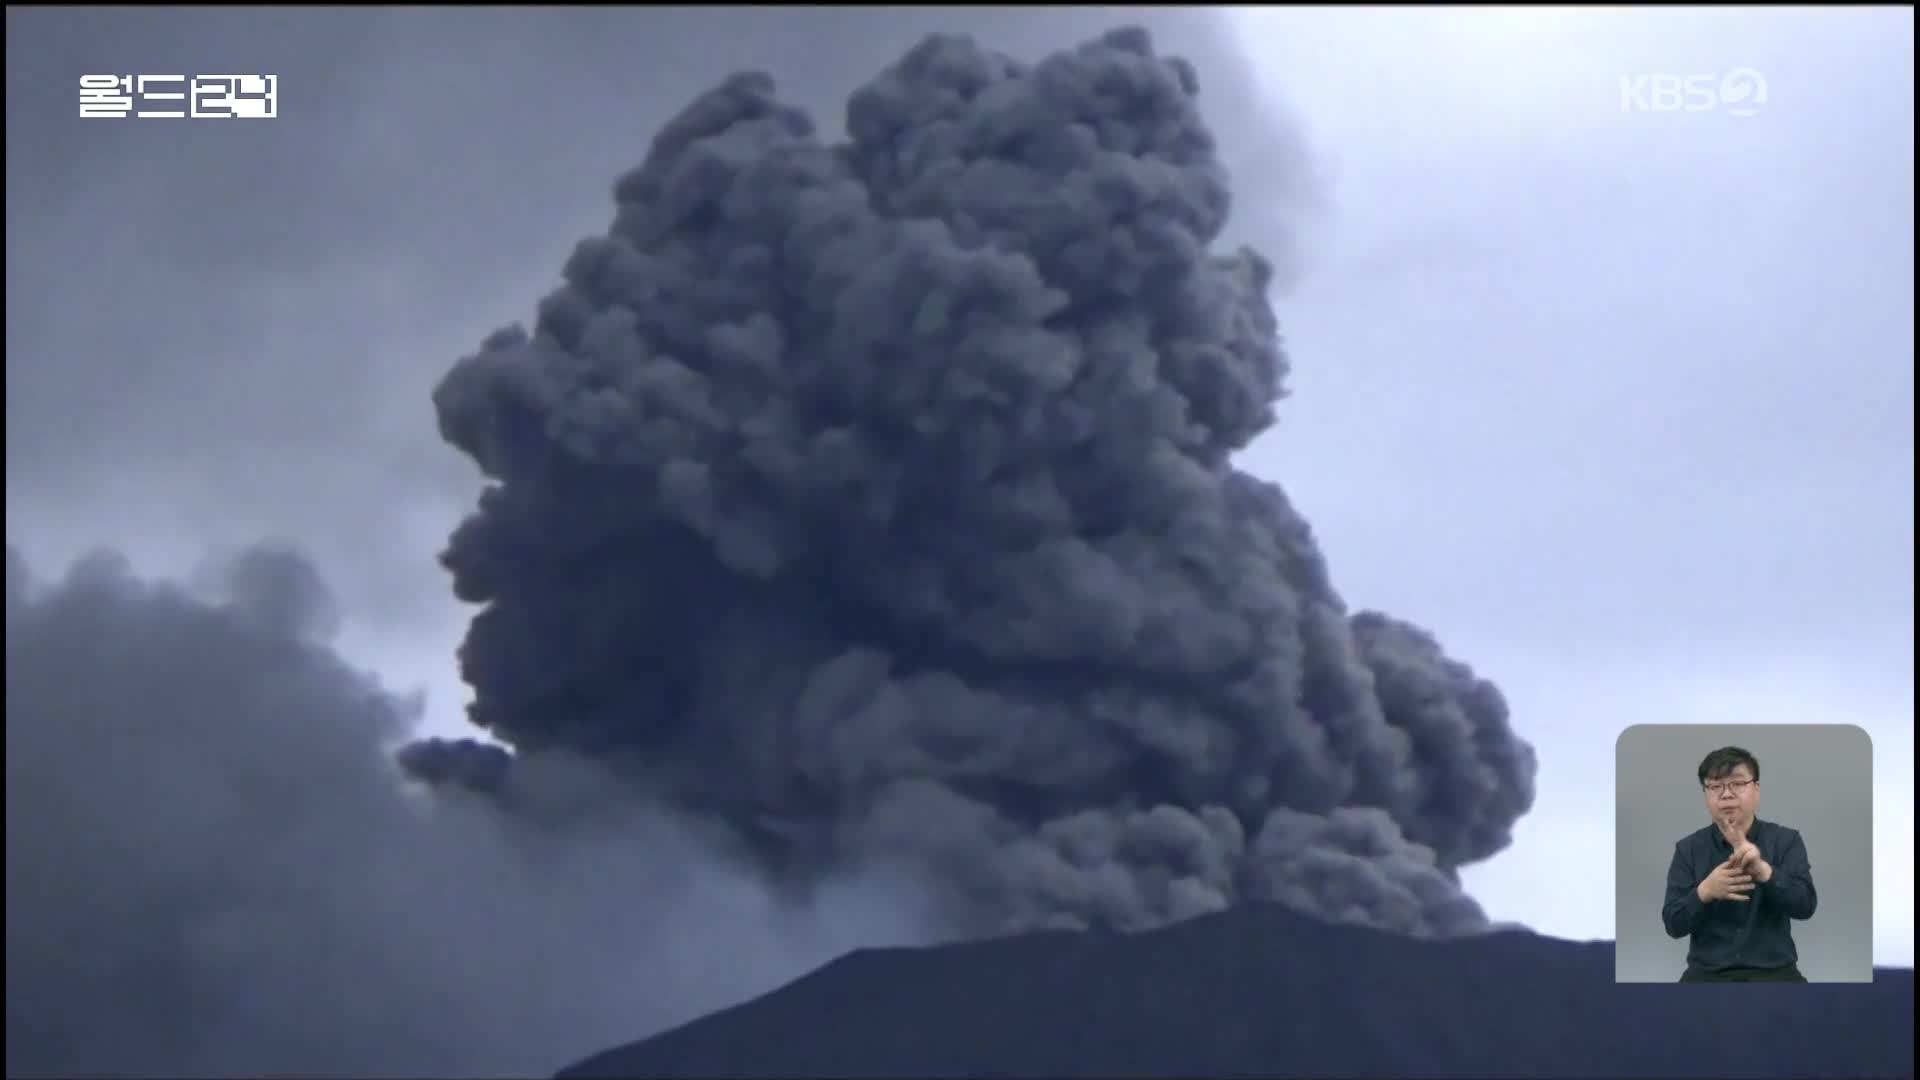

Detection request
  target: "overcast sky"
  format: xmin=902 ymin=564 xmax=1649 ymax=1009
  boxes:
xmin=6 ymin=2 xmax=1912 ymax=971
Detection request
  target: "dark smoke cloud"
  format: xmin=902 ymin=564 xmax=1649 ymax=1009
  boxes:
xmin=4 ymin=22 xmax=1531 ymax=1079
xmin=416 ymin=28 xmax=1536 ymax=939
xmin=4 ymin=544 xmax=934 ymax=1077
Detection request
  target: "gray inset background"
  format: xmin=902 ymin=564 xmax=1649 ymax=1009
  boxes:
xmin=1614 ymin=723 xmax=1874 ymax=982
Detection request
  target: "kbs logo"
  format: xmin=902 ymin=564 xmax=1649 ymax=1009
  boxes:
xmin=1618 ymin=68 xmax=1768 ymax=117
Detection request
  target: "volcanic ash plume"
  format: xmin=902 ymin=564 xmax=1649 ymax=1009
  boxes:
xmin=412 ymin=27 xmax=1538 ymax=937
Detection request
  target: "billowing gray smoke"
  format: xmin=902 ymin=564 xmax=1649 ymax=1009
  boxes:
xmin=411 ymin=27 xmax=1537 ymax=938
xmin=4 ymin=21 xmax=1534 ymax=1080
xmin=5 ymin=545 xmax=935 ymax=1077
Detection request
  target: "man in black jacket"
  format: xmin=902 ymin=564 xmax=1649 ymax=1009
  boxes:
xmin=1662 ymin=746 xmax=1819 ymax=982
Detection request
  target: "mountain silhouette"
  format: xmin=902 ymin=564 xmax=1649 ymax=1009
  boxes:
xmin=559 ymin=904 xmax=1914 ymax=1079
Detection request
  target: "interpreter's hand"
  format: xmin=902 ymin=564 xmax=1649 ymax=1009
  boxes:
xmin=1719 ymin=822 xmax=1772 ymax=882
xmin=1717 ymin=815 xmax=1744 ymax=845
xmin=1697 ymin=859 xmax=1755 ymax=903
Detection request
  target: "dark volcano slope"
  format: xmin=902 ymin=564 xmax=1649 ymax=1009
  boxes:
xmin=560 ymin=904 xmax=1915 ymax=1079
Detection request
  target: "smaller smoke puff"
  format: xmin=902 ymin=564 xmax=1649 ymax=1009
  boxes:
xmin=418 ymin=27 xmax=1538 ymax=938
xmin=397 ymin=735 xmax=513 ymax=795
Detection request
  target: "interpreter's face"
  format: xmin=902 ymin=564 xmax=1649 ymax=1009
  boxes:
xmin=1702 ymin=767 xmax=1758 ymax=827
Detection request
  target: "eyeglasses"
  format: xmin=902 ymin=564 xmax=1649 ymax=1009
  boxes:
xmin=1703 ymin=779 xmax=1754 ymax=796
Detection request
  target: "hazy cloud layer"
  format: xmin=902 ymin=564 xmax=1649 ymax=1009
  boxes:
xmin=5 ymin=543 xmax=937 ymax=1077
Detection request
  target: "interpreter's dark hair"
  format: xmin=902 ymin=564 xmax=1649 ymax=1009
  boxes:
xmin=1698 ymin=746 xmax=1760 ymax=787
